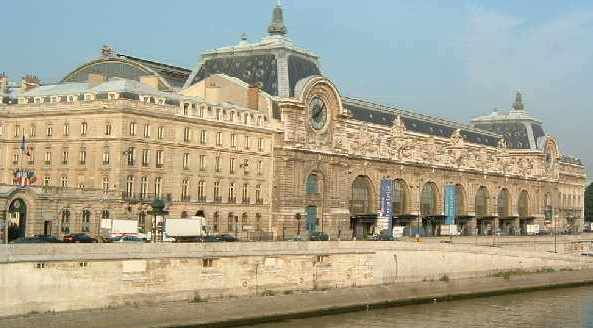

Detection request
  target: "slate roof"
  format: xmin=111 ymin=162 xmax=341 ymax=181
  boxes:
xmin=343 ymin=97 xmax=501 ymax=147
xmin=471 ymin=109 xmax=546 ymax=150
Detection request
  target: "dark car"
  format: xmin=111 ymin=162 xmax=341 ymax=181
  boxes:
xmin=10 ymin=235 xmax=62 ymax=244
xmin=309 ymin=232 xmax=329 ymax=241
xmin=217 ymin=234 xmax=238 ymax=242
xmin=63 ymin=233 xmax=98 ymax=243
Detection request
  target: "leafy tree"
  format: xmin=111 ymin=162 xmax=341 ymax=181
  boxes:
xmin=586 ymin=182 xmax=593 ymax=222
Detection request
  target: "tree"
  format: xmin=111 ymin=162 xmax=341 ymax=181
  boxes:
xmin=586 ymin=182 xmax=593 ymax=222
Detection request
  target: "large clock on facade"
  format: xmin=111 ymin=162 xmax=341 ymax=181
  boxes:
xmin=309 ymin=96 xmax=328 ymax=130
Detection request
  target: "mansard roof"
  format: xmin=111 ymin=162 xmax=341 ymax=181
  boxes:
xmin=62 ymin=52 xmax=191 ymax=91
xmin=343 ymin=97 xmax=501 ymax=147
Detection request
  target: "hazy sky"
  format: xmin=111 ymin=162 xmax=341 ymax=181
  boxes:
xmin=3 ymin=1 xmax=592 ymax=180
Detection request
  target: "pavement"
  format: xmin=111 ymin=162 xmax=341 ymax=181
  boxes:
xmin=2 ymin=269 xmax=593 ymax=328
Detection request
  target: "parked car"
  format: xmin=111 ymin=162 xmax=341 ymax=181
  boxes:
xmin=309 ymin=232 xmax=329 ymax=241
xmin=111 ymin=235 xmax=145 ymax=243
xmin=63 ymin=233 xmax=98 ymax=243
xmin=217 ymin=234 xmax=238 ymax=242
xmin=10 ymin=235 xmax=62 ymax=244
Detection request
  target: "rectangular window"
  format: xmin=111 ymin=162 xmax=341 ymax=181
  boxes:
xmin=258 ymin=138 xmax=264 ymax=152
xmin=231 ymin=134 xmax=237 ymax=148
xmin=126 ymin=176 xmax=134 ymax=197
xmin=157 ymin=127 xmax=164 ymax=139
xmin=244 ymin=135 xmax=250 ymax=150
xmin=44 ymin=151 xmax=51 ymax=164
xmin=140 ymin=176 xmax=148 ymax=199
xmin=144 ymin=124 xmax=150 ymax=138
xmin=242 ymin=183 xmax=249 ymax=203
xmin=183 ymin=127 xmax=190 ymax=142
xmin=213 ymin=181 xmax=220 ymax=202
xmin=199 ymin=155 xmax=206 ymax=171
xmin=62 ymin=151 xmax=68 ymax=164
xmin=183 ymin=153 xmax=190 ymax=170
xmin=126 ymin=147 xmax=135 ymax=166
xmin=43 ymin=176 xmax=51 ymax=187
xmin=154 ymin=177 xmax=162 ymax=198
xmin=129 ymin=122 xmax=137 ymax=136
xmin=142 ymin=149 xmax=150 ymax=166
xmin=79 ymin=150 xmax=86 ymax=165
xmin=14 ymin=125 xmax=20 ymax=137
xmin=200 ymin=130 xmax=207 ymax=144
xmin=229 ymin=158 xmax=235 ymax=174
xmin=257 ymin=160 xmax=263 ymax=175
xmin=102 ymin=151 xmax=110 ymax=165
xmin=81 ymin=122 xmax=87 ymax=136
xmin=216 ymin=132 xmax=222 ymax=146
xmin=61 ymin=176 xmax=68 ymax=188
xmin=64 ymin=124 xmax=70 ymax=136
xmin=197 ymin=180 xmax=205 ymax=201
xmin=105 ymin=123 xmax=112 ymax=136
xmin=30 ymin=126 xmax=36 ymax=137
xmin=46 ymin=126 xmax=53 ymax=137
xmin=156 ymin=150 xmax=164 ymax=168
xmin=215 ymin=156 xmax=221 ymax=172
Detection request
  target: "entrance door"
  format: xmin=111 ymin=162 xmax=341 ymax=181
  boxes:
xmin=306 ymin=206 xmax=317 ymax=232
xmin=44 ymin=221 xmax=52 ymax=236
xmin=8 ymin=199 xmax=27 ymax=241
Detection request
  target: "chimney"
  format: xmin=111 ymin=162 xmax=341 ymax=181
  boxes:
xmin=88 ymin=73 xmax=105 ymax=87
xmin=140 ymin=75 xmax=160 ymax=90
xmin=21 ymin=74 xmax=40 ymax=91
xmin=0 ymin=73 xmax=7 ymax=94
xmin=247 ymin=83 xmax=260 ymax=111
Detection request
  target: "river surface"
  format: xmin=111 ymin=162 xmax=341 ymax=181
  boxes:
xmin=241 ymin=286 xmax=593 ymax=328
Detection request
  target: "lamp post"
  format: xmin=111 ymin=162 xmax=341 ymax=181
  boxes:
xmin=295 ymin=213 xmax=301 ymax=237
xmin=148 ymin=198 xmax=168 ymax=243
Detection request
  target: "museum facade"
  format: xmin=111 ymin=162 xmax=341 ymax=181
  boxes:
xmin=0 ymin=5 xmax=586 ymax=241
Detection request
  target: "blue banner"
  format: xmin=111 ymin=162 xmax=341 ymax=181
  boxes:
xmin=444 ymin=185 xmax=457 ymax=225
xmin=380 ymin=179 xmax=393 ymax=218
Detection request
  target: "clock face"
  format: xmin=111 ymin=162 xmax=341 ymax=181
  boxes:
xmin=309 ymin=96 xmax=328 ymax=130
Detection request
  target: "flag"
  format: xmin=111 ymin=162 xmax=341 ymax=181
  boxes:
xmin=20 ymin=135 xmax=31 ymax=157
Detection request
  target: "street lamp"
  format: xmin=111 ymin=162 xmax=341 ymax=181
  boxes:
xmin=148 ymin=198 xmax=168 ymax=243
xmin=295 ymin=213 xmax=302 ymax=237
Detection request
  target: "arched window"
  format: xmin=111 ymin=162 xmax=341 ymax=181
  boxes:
xmin=392 ymin=180 xmax=408 ymax=216
xmin=306 ymin=174 xmax=318 ymax=194
xmin=61 ymin=209 xmax=71 ymax=234
xmin=518 ymin=190 xmax=529 ymax=218
xmin=81 ymin=209 xmax=91 ymax=232
xmin=420 ymin=182 xmax=437 ymax=216
xmin=497 ymin=189 xmax=510 ymax=218
xmin=475 ymin=187 xmax=489 ymax=218
xmin=352 ymin=176 xmax=372 ymax=215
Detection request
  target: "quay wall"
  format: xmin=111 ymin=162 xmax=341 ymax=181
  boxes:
xmin=1 ymin=241 xmax=592 ymax=317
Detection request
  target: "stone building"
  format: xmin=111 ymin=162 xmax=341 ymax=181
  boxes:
xmin=0 ymin=4 xmax=587 ymax=241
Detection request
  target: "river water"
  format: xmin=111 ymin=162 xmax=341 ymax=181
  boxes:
xmin=242 ymin=286 xmax=593 ymax=328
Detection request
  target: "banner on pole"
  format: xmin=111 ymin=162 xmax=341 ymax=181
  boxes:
xmin=444 ymin=184 xmax=457 ymax=225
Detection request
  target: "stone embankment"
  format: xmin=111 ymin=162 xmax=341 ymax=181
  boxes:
xmin=1 ymin=237 xmax=593 ymax=326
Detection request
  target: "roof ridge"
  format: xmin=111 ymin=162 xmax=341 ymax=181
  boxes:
xmin=118 ymin=53 xmax=191 ymax=73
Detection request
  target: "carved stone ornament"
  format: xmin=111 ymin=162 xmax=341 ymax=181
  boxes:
xmin=497 ymin=138 xmax=507 ymax=149
xmin=449 ymin=129 xmax=464 ymax=147
xmin=391 ymin=115 xmax=406 ymax=138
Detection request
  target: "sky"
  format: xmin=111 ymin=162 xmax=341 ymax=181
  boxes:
xmin=3 ymin=0 xmax=592 ymax=180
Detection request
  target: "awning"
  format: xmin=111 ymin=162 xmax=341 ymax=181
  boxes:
xmin=477 ymin=216 xmax=497 ymax=220
xmin=456 ymin=215 xmax=475 ymax=221
xmin=393 ymin=214 xmax=418 ymax=221
xmin=500 ymin=216 xmax=519 ymax=220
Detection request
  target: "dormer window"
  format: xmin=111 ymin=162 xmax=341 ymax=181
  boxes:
xmin=158 ymin=98 xmax=166 ymax=105
xmin=34 ymin=97 xmax=43 ymax=104
xmin=83 ymin=93 xmax=94 ymax=101
xmin=183 ymin=103 xmax=190 ymax=116
xmin=67 ymin=95 xmax=75 ymax=102
xmin=107 ymin=92 xmax=118 ymax=100
xmin=50 ymin=96 xmax=59 ymax=103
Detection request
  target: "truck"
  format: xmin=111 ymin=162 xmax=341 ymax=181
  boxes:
xmin=164 ymin=216 xmax=208 ymax=242
xmin=100 ymin=219 xmax=140 ymax=240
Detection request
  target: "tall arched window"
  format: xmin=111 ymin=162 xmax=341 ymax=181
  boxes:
xmin=420 ymin=182 xmax=437 ymax=216
xmin=518 ymin=190 xmax=529 ymax=218
xmin=213 ymin=211 xmax=219 ymax=233
xmin=392 ymin=180 xmax=408 ymax=216
xmin=352 ymin=176 xmax=372 ymax=215
xmin=306 ymin=174 xmax=318 ymax=194
xmin=475 ymin=187 xmax=489 ymax=218
xmin=497 ymin=189 xmax=510 ymax=218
